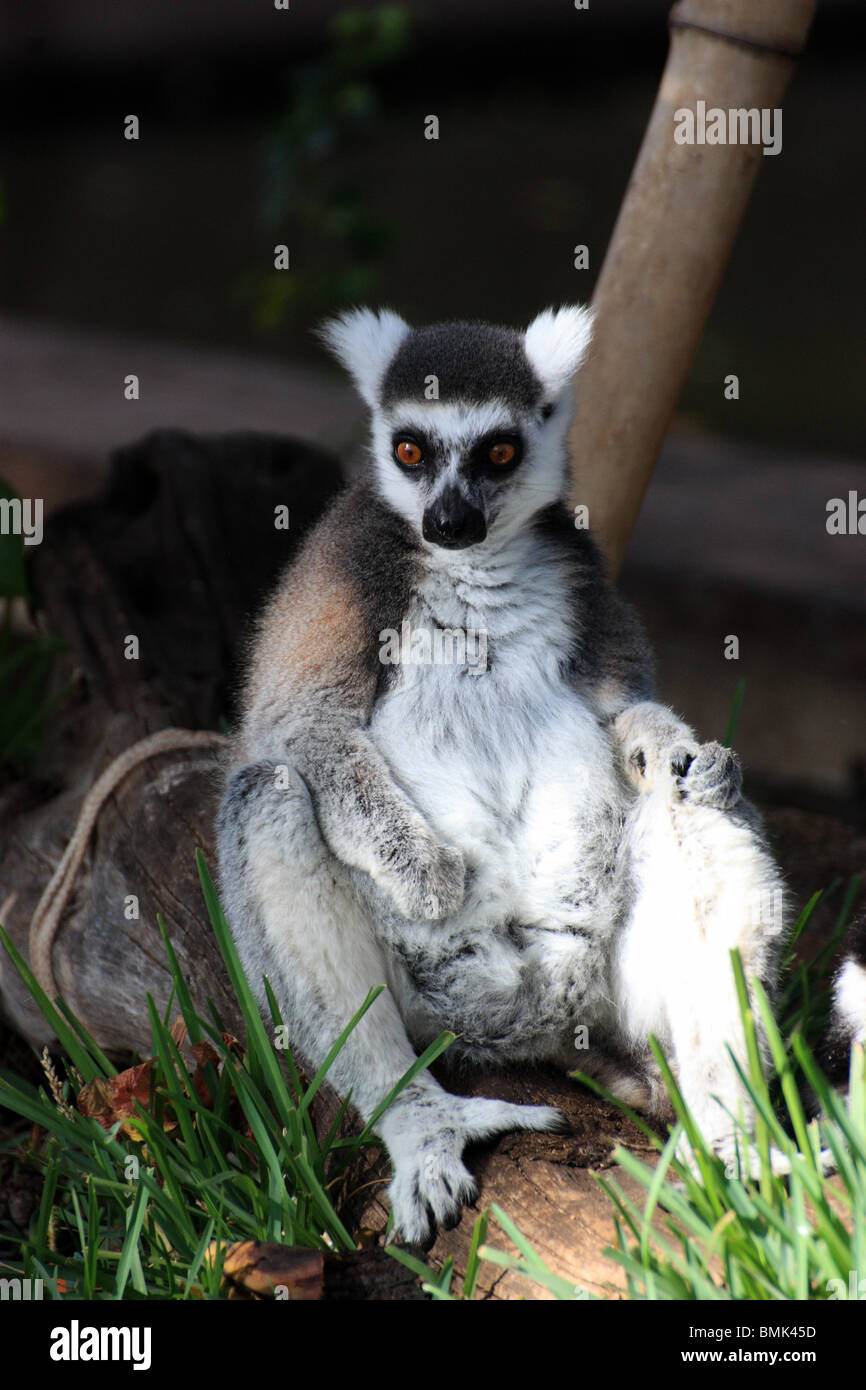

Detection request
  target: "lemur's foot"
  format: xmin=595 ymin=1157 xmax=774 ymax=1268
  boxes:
xmin=677 ymin=741 xmax=743 ymax=811
xmin=382 ymin=1094 xmax=567 ymax=1248
xmin=614 ymin=705 xmax=742 ymax=810
xmin=378 ymin=835 xmax=466 ymax=922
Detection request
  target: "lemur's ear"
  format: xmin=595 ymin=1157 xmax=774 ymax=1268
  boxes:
xmin=317 ymin=307 xmax=411 ymax=408
xmin=523 ymin=304 xmax=595 ymax=399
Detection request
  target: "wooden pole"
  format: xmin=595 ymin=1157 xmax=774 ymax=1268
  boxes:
xmin=568 ymin=0 xmax=818 ymax=577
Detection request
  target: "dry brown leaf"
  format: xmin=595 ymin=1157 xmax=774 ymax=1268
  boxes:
xmin=77 ymin=1058 xmax=174 ymax=1139
xmin=77 ymin=1077 xmax=117 ymax=1128
xmin=205 ymin=1240 xmax=324 ymax=1300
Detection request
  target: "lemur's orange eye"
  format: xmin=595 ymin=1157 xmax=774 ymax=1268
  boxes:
xmin=395 ymin=440 xmax=423 ymax=467
xmin=488 ymin=441 xmax=516 ymax=466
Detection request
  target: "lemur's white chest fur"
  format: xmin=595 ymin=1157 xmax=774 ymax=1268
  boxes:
xmin=369 ymin=532 xmax=629 ymax=939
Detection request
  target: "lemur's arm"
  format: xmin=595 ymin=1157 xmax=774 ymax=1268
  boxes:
xmin=582 ymin=581 xmax=712 ymax=792
xmin=543 ymin=510 xmax=655 ymax=717
xmin=565 ymin=521 xmax=739 ymax=799
xmin=578 ymin=578 xmax=656 ymax=720
xmin=236 ymin=489 xmax=464 ymax=921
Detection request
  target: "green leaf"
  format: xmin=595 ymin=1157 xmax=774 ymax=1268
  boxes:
xmin=723 ymin=677 xmax=746 ymax=747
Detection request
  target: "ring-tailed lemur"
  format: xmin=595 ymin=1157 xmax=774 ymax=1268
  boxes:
xmin=217 ymin=305 xmax=789 ymax=1244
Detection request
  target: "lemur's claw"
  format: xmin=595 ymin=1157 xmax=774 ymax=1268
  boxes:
xmin=670 ymin=747 xmax=696 ymax=779
xmin=677 ymin=742 xmax=743 ymax=810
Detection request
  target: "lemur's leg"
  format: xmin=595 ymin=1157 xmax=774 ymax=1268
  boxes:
xmin=217 ymin=760 xmax=564 ymax=1246
xmin=609 ymin=703 xmax=788 ymax=1162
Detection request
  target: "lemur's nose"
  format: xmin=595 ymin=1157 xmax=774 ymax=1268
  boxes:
xmin=422 ymin=487 xmax=487 ymax=549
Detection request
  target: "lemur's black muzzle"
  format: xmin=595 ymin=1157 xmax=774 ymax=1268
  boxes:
xmin=422 ymin=487 xmax=487 ymax=549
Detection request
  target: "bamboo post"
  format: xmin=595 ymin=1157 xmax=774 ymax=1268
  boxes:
xmin=568 ymin=0 xmax=818 ymax=577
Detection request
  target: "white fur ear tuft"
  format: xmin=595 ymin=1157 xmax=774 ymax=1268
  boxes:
xmin=524 ymin=304 xmax=595 ymax=398
xmin=317 ymin=307 xmax=411 ymax=408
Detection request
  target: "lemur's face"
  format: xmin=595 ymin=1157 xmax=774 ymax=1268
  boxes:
xmin=374 ymin=396 xmax=557 ymax=551
xmin=319 ymin=306 xmax=594 ymax=553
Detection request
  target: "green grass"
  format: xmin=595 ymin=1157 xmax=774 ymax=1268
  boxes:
xmin=392 ymin=870 xmax=865 ymax=1301
xmin=0 ymin=852 xmax=453 ymax=1299
xmin=1 ymin=850 xmax=863 ymax=1301
xmin=777 ymin=874 xmax=861 ymax=1051
xmin=387 ymin=953 xmax=866 ymax=1301
xmin=723 ymin=677 xmax=747 ymax=748
xmin=585 ymin=953 xmax=866 ymax=1301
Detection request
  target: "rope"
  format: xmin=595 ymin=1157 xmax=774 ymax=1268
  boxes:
xmin=26 ymin=728 xmax=228 ymax=999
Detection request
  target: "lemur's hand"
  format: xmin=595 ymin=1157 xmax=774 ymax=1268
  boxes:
xmin=613 ymin=702 xmax=742 ymax=810
xmin=375 ymin=825 xmax=466 ymax=922
xmin=291 ymin=732 xmax=466 ymax=922
xmin=614 ymin=702 xmax=699 ymax=790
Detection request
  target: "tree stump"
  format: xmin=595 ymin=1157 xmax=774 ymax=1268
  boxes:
xmin=0 ymin=429 xmax=342 ymax=1049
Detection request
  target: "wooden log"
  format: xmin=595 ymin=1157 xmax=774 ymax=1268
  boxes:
xmin=568 ymin=0 xmax=818 ymax=576
xmin=202 ymin=1239 xmax=427 ymax=1301
xmin=0 ymin=430 xmax=343 ymax=1054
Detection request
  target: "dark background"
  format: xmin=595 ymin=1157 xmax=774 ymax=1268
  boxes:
xmin=1 ymin=0 xmax=864 ymax=452
xmin=0 ymin=0 xmax=864 ymax=819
